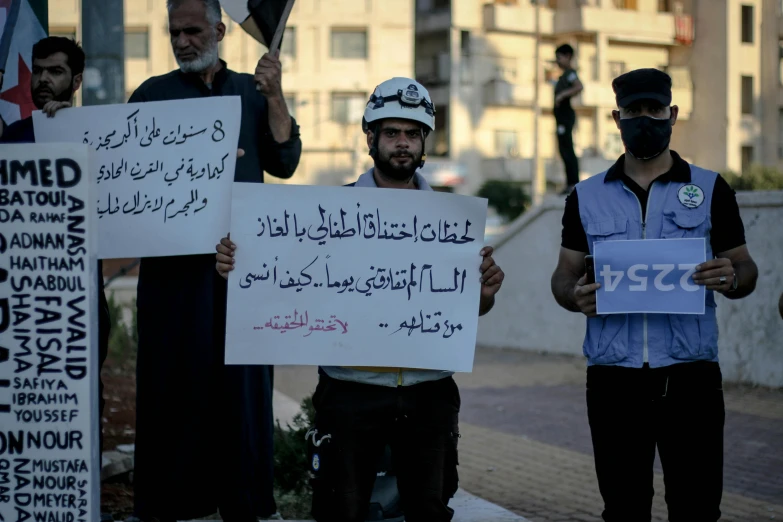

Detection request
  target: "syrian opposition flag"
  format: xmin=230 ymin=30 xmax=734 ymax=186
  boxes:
xmin=220 ymin=0 xmax=293 ymax=52
xmin=0 ymin=0 xmax=47 ymax=125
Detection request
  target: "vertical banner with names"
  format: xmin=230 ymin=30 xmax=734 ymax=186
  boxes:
xmin=0 ymin=143 xmax=98 ymax=522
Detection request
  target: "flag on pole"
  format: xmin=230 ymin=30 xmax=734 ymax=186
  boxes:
xmin=220 ymin=0 xmax=290 ymax=52
xmin=0 ymin=0 xmax=47 ymax=125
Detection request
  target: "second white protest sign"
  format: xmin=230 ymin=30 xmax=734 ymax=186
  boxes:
xmin=33 ymin=97 xmax=241 ymax=259
xmin=224 ymin=183 xmax=488 ymax=372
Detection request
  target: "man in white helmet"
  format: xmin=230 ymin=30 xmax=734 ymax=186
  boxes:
xmin=215 ymin=77 xmax=505 ymax=521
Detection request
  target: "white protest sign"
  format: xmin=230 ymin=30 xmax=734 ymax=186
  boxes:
xmin=33 ymin=97 xmax=241 ymax=259
xmin=225 ymin=184 xmax=488 ymax=372
xmin=0 ymin=143 xmax=99 ymax=522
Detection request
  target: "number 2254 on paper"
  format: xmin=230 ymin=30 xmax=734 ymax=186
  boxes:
xmin=593 ymin=238 xmax=707 ymax=315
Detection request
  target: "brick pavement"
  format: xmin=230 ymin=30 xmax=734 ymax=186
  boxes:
xmin=274 ymin=348 xmax=783 ymax=522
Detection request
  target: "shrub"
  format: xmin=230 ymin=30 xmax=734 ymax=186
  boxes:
xmin=721 ymin=165 xmax=783 ymax=191
xmin=476 ymin=180 xmax=530 ymax=222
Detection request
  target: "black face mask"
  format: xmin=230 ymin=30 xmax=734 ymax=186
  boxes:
xmin=619 ymin=116 xmax=673 ymax=161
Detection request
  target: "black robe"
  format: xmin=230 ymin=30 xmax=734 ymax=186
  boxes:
xmin=127 ymin=61 xmax=302 ymax=521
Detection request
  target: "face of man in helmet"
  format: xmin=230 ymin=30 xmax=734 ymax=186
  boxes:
xmin=369 ymin=119 xmax=425 ymax=182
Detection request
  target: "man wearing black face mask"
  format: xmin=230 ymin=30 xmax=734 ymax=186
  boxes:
xmin=550 ymin=68 xmax=758 ymax=521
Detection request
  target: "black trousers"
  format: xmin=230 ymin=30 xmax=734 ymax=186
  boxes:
xmin=309 ymin=373 xmax=460 ymax=522
xmin=556 ymin=114 xmax=580 ymax=187
xmin=586 ymin=361 xmax=725 ymax=522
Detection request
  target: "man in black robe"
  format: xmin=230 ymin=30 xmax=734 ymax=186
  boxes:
xmin=126 ymin=0 xmax=301 ymax=520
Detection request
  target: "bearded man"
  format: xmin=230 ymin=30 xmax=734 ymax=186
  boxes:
xmin=126 ymin=0 xmax=301 ymax=521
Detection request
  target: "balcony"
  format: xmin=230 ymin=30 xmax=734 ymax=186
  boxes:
xmin=416 ymin=8 xmax=451 ymax=35
xmin=415 ymin=52 xmax=451 ymax=86
xmin=482 ymin=3 xmax=555 ymax=35
xmin=554 ymin=5 xmax=677 ymax=45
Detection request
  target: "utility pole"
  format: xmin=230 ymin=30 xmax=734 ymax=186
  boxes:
xmin=532 ymin=0 xmax=544 ymax=206
xmin=81 ymin=0 xmax=124 ymax=106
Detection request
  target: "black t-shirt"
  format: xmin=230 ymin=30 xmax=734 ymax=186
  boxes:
xmin=554 ymin=68 xmax=579 ymax=120
xmin=560 ymin=151 xmax=746 ymax=255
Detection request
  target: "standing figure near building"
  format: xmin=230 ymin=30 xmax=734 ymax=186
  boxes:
xmin=215 ymin=77 xmax=505 ymax=522
xmin=126 ymin=0 xmax=301 ymax=520
xmin=550 ymin=68 xmax=758 ymax=521
xmin=553 ymin=44 xmax=583 ymax=195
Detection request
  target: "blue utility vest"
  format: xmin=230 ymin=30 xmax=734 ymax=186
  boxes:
xmin=576 ymin=164 xmax=719 ymax=368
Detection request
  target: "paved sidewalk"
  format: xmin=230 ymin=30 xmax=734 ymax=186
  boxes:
xmin=275 ymin=348 xmax=783 ymax=522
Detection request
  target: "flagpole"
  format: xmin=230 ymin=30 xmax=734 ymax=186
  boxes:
xmin=255 ymin=0 xmax=295 ymax=92
xmin=0 ymin=0 xmax=22 ymax=74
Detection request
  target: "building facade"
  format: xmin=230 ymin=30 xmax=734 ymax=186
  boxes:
xmin=671 ymin=0 xmax=783 ymax=175
xmin=415 ymin=0 xmax=783 ymax=197
xmin=48 ymin=0 xmax=415 ymax=187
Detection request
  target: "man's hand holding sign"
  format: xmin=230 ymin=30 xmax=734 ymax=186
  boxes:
xmin=575 ymin=244 xmax=750 ymax=317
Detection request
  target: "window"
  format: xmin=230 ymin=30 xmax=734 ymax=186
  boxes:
xmin=281 ymin=27 xmax=296 ymax=60
xmin=331 ymin=29 xmax=367 ymax=59
xmin=741 ymin=146 xmax=754 ymax=173
xmin=434 ymin=0 xmax=451 ymax=8
xmin=331 ymin=93 xmax=365 ymax=124
xmin=494 ymin=130 xmax=518 ymax=157
xmin=460 ymin=31 xmax=470 ymax=56
xmin=741 ymin=75 xmax=754 ymax=115
xmin=778 ymin=109 xmax=783 ymax=159
xmin=741 ymin=5 xmax=754 ymax=44
xmin=779 ymin=42 xmax=783 ymax=85
xmin=612 ymin=0 xmax=637 ymax=9
xmin=608 ymin=61 xmax=626 ymax=79
xmin=657 ymin=0 xmax=670 ymax=11
xmin=125 ymin=27 xmax=149 ymax=59
xmin=432 ymin=104 xmax=449 ymax=156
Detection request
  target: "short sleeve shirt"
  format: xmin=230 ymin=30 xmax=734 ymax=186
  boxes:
xmin=560 ymin=151 xmax=746 ymax=255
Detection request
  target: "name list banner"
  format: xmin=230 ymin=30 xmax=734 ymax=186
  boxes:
xmin=0 ymin=143 xmax=99 ymax=522
xmin=594 ymin=238 xmax=707 ymax=315
xmin=225 ymin=184 xmax=488 ymax=372
xmin=33 ymin=97 xmax=241 ymax=259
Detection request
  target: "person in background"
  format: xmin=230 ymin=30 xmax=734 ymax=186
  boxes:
xmin=550 ymin=68 xmax=758 ymax=521
xmin=0 ymin=36 xmax=113 ymax=522
xmin=216 ymin=77 xmax=505 ymax=522
xmin=554 ymin=43 xmax=583 ymax=196
xmin=126 ymin=0 xmax=301 ymax=521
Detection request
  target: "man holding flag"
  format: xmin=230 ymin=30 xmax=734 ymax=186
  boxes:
xmin=127 ymin=1 xmax=300 ymax=521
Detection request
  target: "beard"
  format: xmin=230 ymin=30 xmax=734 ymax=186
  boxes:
xmin=32 ymin=83 xmax=73 ymax=110
xmin=374 ymin=149 xmax=422 ymax=182
xmin=175 ymin=37 xmax=219 ymax=74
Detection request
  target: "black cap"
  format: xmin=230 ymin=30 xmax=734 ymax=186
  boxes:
xmin=612 ymin=68 xmax=672 ymax=107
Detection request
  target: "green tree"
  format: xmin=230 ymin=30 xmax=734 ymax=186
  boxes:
xmin=476 ymin=180 xmax=530 ymax=222
xmin=721 ymin=165 xmax=783 ymax=191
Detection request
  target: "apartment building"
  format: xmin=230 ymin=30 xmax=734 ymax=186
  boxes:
xmin=672 ymin=0 xmax=783 ymax=175
xmin=47 ymin=0 xmax=416 ymax=187
xmin=416 ymin=0 xmax=783 ymax=197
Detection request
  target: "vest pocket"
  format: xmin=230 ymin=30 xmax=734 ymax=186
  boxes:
xmin=583 ymin=315 xmax=629 ymax=364
xmin=661 ymin=209 xmax=708 ymax=239
xmin=585 ymin=217 xmax=629 ymax=245
xmin=668 ymin=304 xmax=719 ymax=361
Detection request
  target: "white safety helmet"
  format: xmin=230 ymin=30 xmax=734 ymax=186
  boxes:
xmin=362 ymin=77 xmax=436 ymax=135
